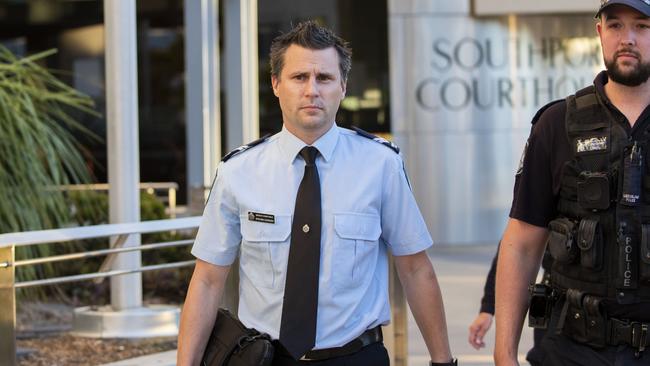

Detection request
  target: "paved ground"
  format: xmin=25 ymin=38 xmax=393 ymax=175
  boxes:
xmin=415 ymin=244 xmax=535 ymax=366
xmin=101 ymin=244 xmax=536 ymax=366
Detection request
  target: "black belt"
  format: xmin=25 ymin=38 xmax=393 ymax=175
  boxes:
xmin=275 ymin=326 xmax=383 ymax=361
xmin=609 ymin=318 xmax=650 ymax=352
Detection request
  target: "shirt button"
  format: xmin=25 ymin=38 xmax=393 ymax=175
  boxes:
xmin=302 ymin=224 xmax=310 ymax=233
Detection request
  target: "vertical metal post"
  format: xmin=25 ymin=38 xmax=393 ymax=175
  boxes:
xmin=168 ymin=187 xmax=177 ymax=219
xmin=104 ymin=0 xmax=142 ymax=310
xmin=0 ymin=245 xmax=16 ymax=366
xmin=185 ymin=0 xmax=221 ymax=214
xmin=224 ymin=0 xmax=259 ymax=151
xmin=388 ymin=255 xmax=408 ymax=366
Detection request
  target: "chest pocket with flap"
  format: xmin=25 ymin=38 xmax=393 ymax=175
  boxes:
xmin=240 ymin=214 xmax=291 ymax=289
xmin=333 ymin=213 xmax=381 ymax=290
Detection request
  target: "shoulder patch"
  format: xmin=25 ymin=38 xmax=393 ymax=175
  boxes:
xmin=531 ymin=99 xmax=563 ymax=125
xmin=351 ymin=126 xmax=400 ymax=154
xmin=221 ymin=134 xmax=272 ymax=162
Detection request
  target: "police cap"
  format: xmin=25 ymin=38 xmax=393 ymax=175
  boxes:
xmin=596 ymin=0 xmax=650 ymax=18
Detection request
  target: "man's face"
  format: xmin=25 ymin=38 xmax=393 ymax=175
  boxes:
xmin=598 ymin=5 xmax=650 ymax=86
xmin=272 ymin=45 xmax=346 ymax=141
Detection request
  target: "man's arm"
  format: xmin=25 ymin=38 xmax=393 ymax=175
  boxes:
xmin=177 ymin=259 xmax=231 ymax=366
xmin=494 ymin=218 xmax=548 ymax=366
xmin=395 ymin=251 xmax=452 ymax=363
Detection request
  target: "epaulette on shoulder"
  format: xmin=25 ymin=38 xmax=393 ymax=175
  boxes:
xmin=351 ymin=126 xmax=400 ymax=154
xmin=531 ymin=99 xmax=563 ymax=125
xmin=221 ymin=134 xmax=271 ymax=162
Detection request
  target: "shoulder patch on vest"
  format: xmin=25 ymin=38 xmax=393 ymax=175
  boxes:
xmin=531 ymin=99 xmax=563 ymax=125
xmin=221 ymin=134 xmax=272 ymax=162
xmin=351 ymin=126 xmax=400 ymax=154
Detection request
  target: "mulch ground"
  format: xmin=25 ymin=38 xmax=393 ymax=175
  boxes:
xmin=17 ymin=335 xmax=177 ymax=366
xmin=15 ymin=302 xmax=178 ymax=366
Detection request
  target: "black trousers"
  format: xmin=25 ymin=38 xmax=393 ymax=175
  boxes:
xmin=540 ymin=331 xmax=650 ymax=365
xmin=271 ymin=343 xmax=389 ymax=366
xmin=526 ymin=328 xmax=546 ymax=366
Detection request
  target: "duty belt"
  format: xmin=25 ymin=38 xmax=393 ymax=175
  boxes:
xmin=549 ymin=288 xmax=650 ymax=353
xmin=609 ymin=318 xmax=650 ymax=352
xmin=274 ymin=326 xmax=383 ymax=361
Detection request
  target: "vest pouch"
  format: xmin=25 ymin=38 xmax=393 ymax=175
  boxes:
xmin=641 ymin=224 xmax=650 ymax=281
xmin=548 ymin=218 xmax=578 ymax=263
xmin=576 ymin=218 xmax=603 ymax=270
xmin=577 ymin=172 xmax=610 ymax=210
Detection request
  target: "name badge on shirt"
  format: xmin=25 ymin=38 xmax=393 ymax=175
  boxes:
xmin=576 ymin=136 xmax=607 ymax=153
xmin=248 ymin=211 xmax=275 ymax=224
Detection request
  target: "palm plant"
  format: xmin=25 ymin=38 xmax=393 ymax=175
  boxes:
xmin=0 ymin=46 xmax=98 ymax=234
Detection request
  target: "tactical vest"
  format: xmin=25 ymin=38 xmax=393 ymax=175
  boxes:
xmin=550 ymin=85 xmax=650 ymax=305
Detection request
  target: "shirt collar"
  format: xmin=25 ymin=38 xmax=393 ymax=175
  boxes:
xmin=593 ymin=70 xmax=611 ymax=105
xmin=278 ymin=123 xmax=339 ymax=165
xmin=593 ymin=70 xmax=650 ymax=130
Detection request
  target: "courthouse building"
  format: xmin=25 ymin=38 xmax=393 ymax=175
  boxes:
xmin=0 ymin=0 xmax=602 ymax=245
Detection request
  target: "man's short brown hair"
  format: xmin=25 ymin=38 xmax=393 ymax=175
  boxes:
xmin=269 ymin=20 xmax=352 ymax=82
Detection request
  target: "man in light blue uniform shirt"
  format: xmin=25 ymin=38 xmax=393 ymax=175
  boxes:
xmin=177 ymin=21 xmax=455 ymax=366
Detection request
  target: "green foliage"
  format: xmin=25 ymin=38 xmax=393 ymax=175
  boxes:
xmin=0 ymin=47 xmax=192 ymax=304
xmin=67 ymin=190 xmax=167 ymax=226
xmin=0 ymin=46 xmax=99 ymax=234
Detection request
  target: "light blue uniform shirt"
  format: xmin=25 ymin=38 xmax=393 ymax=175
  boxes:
xmin=192 ymin=124 xmax=432 ymax=349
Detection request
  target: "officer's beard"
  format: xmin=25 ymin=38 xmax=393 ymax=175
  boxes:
xmin=605 ymin=51 xmax=650 ymax=87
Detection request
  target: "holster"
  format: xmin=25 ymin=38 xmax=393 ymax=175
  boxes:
xmin=528 ymin=282 xmax=555 ymax=329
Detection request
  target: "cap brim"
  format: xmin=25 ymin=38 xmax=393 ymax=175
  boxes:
xmin=595 ymin=1 xmax=650 ymax=18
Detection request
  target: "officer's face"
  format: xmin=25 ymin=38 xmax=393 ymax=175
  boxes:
xmin=272 ymin=45 xmax=346 ymax=143
xmin=598 ymin=5 xmax=650 ymax=86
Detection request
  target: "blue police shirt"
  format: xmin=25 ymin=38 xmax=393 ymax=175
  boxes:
xmin=192 ymin=124 xmax=433 ymax=349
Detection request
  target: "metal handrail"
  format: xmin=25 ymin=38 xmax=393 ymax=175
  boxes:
xmin=0 ymin=217 xmax=202 ymax=366
xmin=0 ymin=217 xmax=200 ymax=248
xmin=16 ymin=260 xmax=196 ymax=288
xmin=14 ymin=239 xmax=194 ymax=267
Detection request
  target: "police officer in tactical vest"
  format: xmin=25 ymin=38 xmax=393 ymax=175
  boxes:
xmin=495 ymin=1 xmax=650 ymax=365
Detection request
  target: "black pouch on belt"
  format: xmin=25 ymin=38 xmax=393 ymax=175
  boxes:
xmin=558 ymin=289 xmax=607 ymax=348
xmin=641 ymin=224 xmax=650 ymax=281
xmin=582 ymin=295 xmax=607 ymax=348
xmin=548 ymin=218 xmax=578 ymax=263
xmin=577 ymin=218 xmax=603 ymax=270
xmin=557 ymin=289 xmax=587 ymax=342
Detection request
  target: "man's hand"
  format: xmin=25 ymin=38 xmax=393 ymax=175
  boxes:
xmin=468 ymin=312 xmax=493 ymax=350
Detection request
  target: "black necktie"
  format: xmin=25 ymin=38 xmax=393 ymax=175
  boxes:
xmin=279 ymin=146 xmax=322 ymax=359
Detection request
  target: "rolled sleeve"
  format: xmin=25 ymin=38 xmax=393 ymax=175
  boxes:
xmin=191 ymin=164 xmax=241 ymax=266
xmin=381 ymin=158 xmax=433 ymax=256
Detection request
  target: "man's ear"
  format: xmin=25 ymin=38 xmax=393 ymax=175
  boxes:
xmin=341 ymin=81 xmax=347 ymax=99
xmin=272 ymin=75 xmax=279 ymax=97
